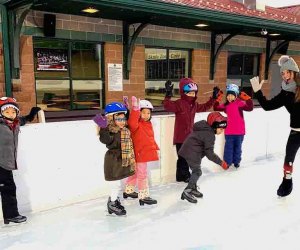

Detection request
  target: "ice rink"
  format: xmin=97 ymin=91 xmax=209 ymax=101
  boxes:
xmin=1 ymin=153 xmax=300 ymax=250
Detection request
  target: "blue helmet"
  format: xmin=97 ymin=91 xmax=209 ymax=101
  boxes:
xmin=226 ymin=84 xmax=239 ymax=97
xmin=104 ymin=102 xmax=127 ymax=116
xmin=183 ymin=82 xmax=198 ymax=93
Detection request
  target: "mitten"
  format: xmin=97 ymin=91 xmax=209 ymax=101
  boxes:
xmin=123 ymin=96 xmax=130 ymax=109
xmin=93 ymin=114 xmax=108 ymax=128
xmin=131 ymin=96 xmax=140 ymax=111
xmin=250 ymin=76 xmax=264 ymax=93
xmin=212 ymin=86 xmax=221 ymax=99
xmin=221 ymin=161 xmax=229 ymax=170
xmin=239 ymin=91 xmax=251 ymax=101
xmin=215 ymin=90 xmax=224 ymax=103
xmin=25 ymin=107 xmax=41 ymax=122
xmin=165 ymin=80 xmax=174 ymax=97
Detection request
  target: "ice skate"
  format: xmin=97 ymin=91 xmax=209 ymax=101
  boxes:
xmin=277 ymin=177 xmax=293 ymax=197
xmin=4 ymin=215 xmax=27 ymax=225
xmin=139 ymin=197 xmax=157 ymax=206
xmin=181 ymin=189 xmax=197 ymax=203
xmin=234 ymin=163 xmax=240 ymax=168
xmin=107 ymin=197 xmax=126 ymax=216
xmin=191 ymin=185 xmax=203 ymax=198
xmin=123 ymin=192 xmax=138 ymax=199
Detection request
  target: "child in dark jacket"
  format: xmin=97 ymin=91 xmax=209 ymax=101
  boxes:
xmin=0 ymin=97 xmax=40 ymax=224
xmin=214 ymin=83 xmax=253 ymax=168
xmin=123 ymin=96 xmax=159 ymax=206
xmin=179 ymin=112 xmax=228 ymax=203
xmin=250 ymin=55 xmax=300 ymax=197
xmin=163 ymin=78 xmax=221 ymax=182
xmin=93 ymin=102 xmax=135 ymax=216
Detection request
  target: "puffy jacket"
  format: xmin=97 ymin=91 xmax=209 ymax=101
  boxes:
xmin=178 ymin=120 xmax=222 ymax=166
xmin=213 ymin=98 xmax=253 ymax=135
xmin=128 ymin=110 xmax=159 ymax=163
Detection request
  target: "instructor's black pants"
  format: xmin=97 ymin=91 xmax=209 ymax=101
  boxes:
xmin=176 ymin=143 xmax=191 ymax=181
xmin=0 ymin=167 xmax=19 ymax=219
xmin=284 ymin=130 xmax=300 ymax=165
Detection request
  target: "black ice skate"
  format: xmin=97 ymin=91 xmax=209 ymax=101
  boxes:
xmin=191 ymin=185 xmax=203 ymax=198
xmin=181 ymin=189 xmax=197 ymax=203
xmin=277 ymin=177 xmax=293 ymax=197
xmin=107 ymin=197 xmax=126 ymax=216
xmin=4 ymin=215 xmax=27 ymax=225
xmin=139 ymin=197 xmax=157 ymax=206
xmin=234 ymin=163 xmax=240 ymax=168
xmin=123 ymin=192 xmax=138 ymax=199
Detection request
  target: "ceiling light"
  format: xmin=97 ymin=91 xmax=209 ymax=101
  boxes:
xmin=195 ymin=23 xmax=208 ymax=28
xmin=82 ymin=7 xmax=99 ymax=14
xmin=269 ymin=33 xmax=280 ymax=36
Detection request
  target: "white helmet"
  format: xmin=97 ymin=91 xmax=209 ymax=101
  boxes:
xmin=139 ymin=100 xmax=154 ymax=110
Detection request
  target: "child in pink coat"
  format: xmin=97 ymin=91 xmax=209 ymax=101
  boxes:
xmin=213 ymin=83 xmax=253 ymax=168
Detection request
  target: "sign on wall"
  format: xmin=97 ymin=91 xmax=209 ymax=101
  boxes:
xmin=35 ymin=48 xmax=68 ymax=71
xmin=108 ymin=63 xmax=123 ymax=91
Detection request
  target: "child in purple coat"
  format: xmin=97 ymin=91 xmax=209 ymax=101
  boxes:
xmin=213 ymin=84 xmax=253 ymax=168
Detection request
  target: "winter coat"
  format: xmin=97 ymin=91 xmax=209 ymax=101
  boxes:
xmin=255 ymin=89 xmax=300 ymax=129
xmin=213 ymin=98 xmax=253 ymax=135
xmin=163 ymin=80 xmax=215 ymax=144
xmin=99 ymin=127 xmax=135 ymax=181
xmin=128 ymin=109 xmax=159 ymax=163
xmin=0 ymin=118 xmax=21 ymax=171
xmin=178 ymin=120 xmax=223 ymax=166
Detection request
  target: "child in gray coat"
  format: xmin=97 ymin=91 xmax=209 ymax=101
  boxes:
xmin=179 ymin=112 xmax=228 ymax=203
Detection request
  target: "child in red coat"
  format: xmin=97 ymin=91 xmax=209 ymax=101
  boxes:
xmin=123 ymin=96 xmax=159 ymax=206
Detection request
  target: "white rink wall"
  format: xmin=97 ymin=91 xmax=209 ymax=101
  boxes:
xmin=0 ymin=107 xmax=290 ymax=220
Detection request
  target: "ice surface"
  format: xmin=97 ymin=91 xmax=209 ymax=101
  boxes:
xmin=1 ymin=154 xmax=300 ymax=250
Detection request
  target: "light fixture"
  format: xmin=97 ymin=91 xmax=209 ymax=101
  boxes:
xmin=82 ymin=7 xmax=99 ymax=14
xmin=261 ymin=29 xmax=268 ymax=35
xmin=195 ymin=23 xmax=208 ymax=28
xmin=269 ymin=33 xmax=280 ymax=36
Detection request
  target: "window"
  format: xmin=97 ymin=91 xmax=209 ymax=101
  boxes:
xmin=145 ymin=47 xmax=191 ymax=107
xmin=227 ymin=52 xmax=259 ymax=98
xmin=34 ymin=39 xmax=104 ymax=112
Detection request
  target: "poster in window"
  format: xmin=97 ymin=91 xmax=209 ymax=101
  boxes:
xmin=36 ymin=48 xmax=68 ymax=71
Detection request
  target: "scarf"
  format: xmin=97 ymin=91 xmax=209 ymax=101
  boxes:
xmin=282 ymin=80 xmax=297 ymax=93
xmin=120 ymin=127 xmax=136 ymax=171
xmin=181 ymin=94 xmax=197 ymax=105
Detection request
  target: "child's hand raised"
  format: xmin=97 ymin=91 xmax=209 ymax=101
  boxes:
xmin=93 ymin=114 xmax=108 ymax=128
xmin=131 ymin=96 xmax=140 ymax=111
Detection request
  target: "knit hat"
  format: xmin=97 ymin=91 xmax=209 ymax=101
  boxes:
xmin=278 ymin=55 xmax=299 ymax=73
xmin=0 ymin=97 xmax=20 ymax=116
xmin=226 ymin=83 xmax=239 ymax=97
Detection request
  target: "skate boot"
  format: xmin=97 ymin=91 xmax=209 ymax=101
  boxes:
xmin=181 ymin=189 xmax=197 ymax=203
xmin=123 ymin=185 xmax=138 ymax=199
xmin=191 ymin=185 xmax=203 ymax=198
xmin=277 ymin=177 xmax=293 ymax=197
xmin=234 ymin=163 xmax=240 ymax=168
xmin=107 ymin=197 xmax=126 ymax=216
xmin=4 ymin=215 xmax=27 ymax=225
xmin=139 ymin=197 xmax=157 ymax=206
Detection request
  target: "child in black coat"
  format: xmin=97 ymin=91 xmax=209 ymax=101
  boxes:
xmin=179 ymin=112 xmax=228 ymax=203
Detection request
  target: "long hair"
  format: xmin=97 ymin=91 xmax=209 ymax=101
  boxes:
xmin=295 ymin=72 xmax=300 ymax=102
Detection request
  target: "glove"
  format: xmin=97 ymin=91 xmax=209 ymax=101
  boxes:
xmin=131 ymin=96 xmax=140 ymax=111
xmin=165 ymin=80 xmax=174 ymax=97
xmin=216 ymin=91 xmax=223 ymax=103
xmin=212 ymin=86 xmax=221 ymax=99
xmin=250 ymin=76 xmax=264 ymax=93
xmin=239 ymin=91 xmax=251 ymax=101
xmin=25 ymin=107 xmax=41 ymax=122
xmin=221 ymin=161 xmax=229 ymax=170
xmin=93 ymin=114 xmax=108 ymax=128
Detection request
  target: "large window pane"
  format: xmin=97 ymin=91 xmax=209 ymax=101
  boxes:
xmin=145 ymin=48 xmax=167 ymax=79
xmin=36 ymin=80 xmax=70 ymax=111
xmin=227 ymin=54 xmax=243 ymax=75
xmin=169 ymin=50 xmax=189 ymax=79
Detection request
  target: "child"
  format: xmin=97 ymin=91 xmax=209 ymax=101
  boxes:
xmin=93 ymin=102 xmax=135 ymax=215
xmin=163 ymin=78 xmax=221 ymax=182
xmin=213 ymin=83 xmax=253 ymax=168
xmin=0 ymin=97 xmax=40 ymax=224
xmin=179 ymin=112 xmax=228 ymax=203
xmin=250 ymin=55 xmax=300 ymax=197
xmin=123 ymin=97 xmax=159 ymax=206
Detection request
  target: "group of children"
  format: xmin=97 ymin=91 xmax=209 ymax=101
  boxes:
xmin=0 ymin=55 xmax=299 ymax=221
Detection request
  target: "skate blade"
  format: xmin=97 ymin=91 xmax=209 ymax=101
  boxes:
xmin=2 ymin=221 xmax=28 ymax=227
xmin=106 ymin=211 xmax=127 ymax=217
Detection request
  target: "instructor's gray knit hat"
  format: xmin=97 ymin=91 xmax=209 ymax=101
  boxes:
xmin=278 ymin=55 xmax=299 ymax=73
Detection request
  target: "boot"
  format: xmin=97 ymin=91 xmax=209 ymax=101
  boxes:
xmin=139 ymin=197 xmax=157 ymax=206
xmin=123 ymin=192 xmax=138 ymax=199
xmin=4 ymin=215 xmax=27 ymax=225
xmin=181 ymin=189 xmax=197 ymax=203
xmin=277 ymin=177 xmax=293 ymax=197
xmin=191 ymin=185 xmax=203 ymax=198
xmin=107 ymin=197 xmax=126 ymax=216
xmin=234 ymin=163 xmax=240 ymax=168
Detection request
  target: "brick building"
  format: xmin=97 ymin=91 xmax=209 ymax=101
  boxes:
xmin=0 ymin=0 xmax=300 ymax=120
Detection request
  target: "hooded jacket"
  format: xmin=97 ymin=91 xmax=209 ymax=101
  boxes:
xmin=163 ymin=81 xmax=215 ymax=144
xmin=178 ymin=120 xmax=222 ymax=166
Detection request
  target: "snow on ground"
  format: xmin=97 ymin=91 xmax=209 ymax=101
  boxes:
xmin=1 ymin=154 xmax=300 ymax=250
